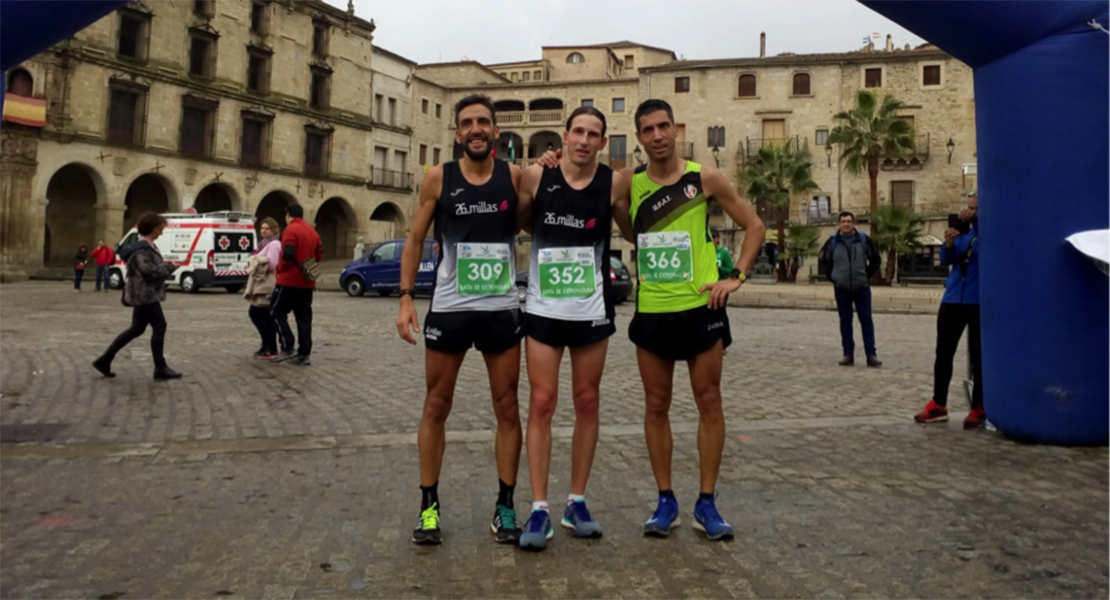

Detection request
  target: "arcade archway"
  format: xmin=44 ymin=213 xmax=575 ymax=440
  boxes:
xmin=43 ymin=164 xmax=99 ymax=267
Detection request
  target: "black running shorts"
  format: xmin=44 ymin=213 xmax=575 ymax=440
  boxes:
xmin=523 ymin=312 xmax=616 ymax=349
xmin=628 ymin=304 xmax=731 ymax=361
xmin=423 ymin=309 xmax=523 ymax=354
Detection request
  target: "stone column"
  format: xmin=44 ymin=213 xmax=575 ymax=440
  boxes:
xmin=96 ymin=204 xmax=127 ymax=246
xmin=0 ymin=130 xmax=40 ymax=281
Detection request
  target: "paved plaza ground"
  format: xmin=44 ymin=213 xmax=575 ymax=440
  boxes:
xmin=0 ymin=281 xmax=1106 ymax=599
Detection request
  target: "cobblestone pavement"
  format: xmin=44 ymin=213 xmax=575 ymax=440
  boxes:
xmin=1 ymin=281 xmax=1106 ymax=599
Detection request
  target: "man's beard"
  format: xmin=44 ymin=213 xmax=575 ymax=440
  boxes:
xmin=463 ymin=137 xmax=492 ymax=161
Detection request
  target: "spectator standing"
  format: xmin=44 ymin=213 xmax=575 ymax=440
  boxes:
xmin=73 ymin=244 xmax=89 ymax=291
xmin=818 ymin=211 xmax=883 ymax=367
xmin=915 ymin=194 xmax=986 ymax=428
xmin=92 ymin=240 xmax=116 ymax=292
xmin=271 ymin=204 xmax=322 ymax=366
xmin=245 ymin=218 xmax=282 ymax=359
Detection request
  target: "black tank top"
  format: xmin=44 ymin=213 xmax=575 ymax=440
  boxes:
xmin=525 ymin=164 xmax=614 ymax=320
xmin=431 ymin=159 xmax=519 ymax=312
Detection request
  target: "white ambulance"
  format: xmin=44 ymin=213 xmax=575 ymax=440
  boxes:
xmin=108 ymin=211 xmax=258 ymax=293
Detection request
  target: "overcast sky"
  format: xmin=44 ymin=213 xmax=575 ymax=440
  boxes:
xmin=326 ymin=0 xmax=925 ymax=65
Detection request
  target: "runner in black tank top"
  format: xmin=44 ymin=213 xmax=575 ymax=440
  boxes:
xmin=515 ymin=107 xmax=628 ymax=551
xmin=397 ymin=95 xmax=525 ymax=546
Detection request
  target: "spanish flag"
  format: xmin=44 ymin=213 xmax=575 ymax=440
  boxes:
xmin=2 ymin=94 xmax=46 ymax=128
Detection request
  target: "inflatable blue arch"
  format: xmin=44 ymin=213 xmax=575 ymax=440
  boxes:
xmin=863 ymin=1 xmax=1108 ymax=445
xmin=3 ymin=1 xmax=1107 ymax=444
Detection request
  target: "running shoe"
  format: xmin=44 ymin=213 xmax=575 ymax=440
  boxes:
xmin=518 ymin=510 xmax=553 ymax=551
xmin=561 ymin=500 xmax=603 ymax=538
xmin=490 ymin=504 xmax=521 ymax=544
xmin=412 ymin=503 xmax=442 ymax=545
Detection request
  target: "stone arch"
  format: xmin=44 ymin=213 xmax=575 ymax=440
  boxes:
xmin=193 ymin=182 xmax=240 ymax=213
xmin=120 ymin=169 xmax=181 ymax=214
xmin=7 ymin=67 xmax=33 ymax=97
xmin=122 ymin=173 xmax=174 ymax=233
xmin=44 ymin=164 xmax=100 ymax=267
xmin=528 ymin=131 xmax=562 ymax=159
xmin=495 ymin=131 xmax=524 ymax=162
xmin=369 ymin=202 xmax=404 ymax=242
xmin=493 ymin=99 xmax=525 ymax=113
xmin=256 ymin=189 xmax=297 ymax=230
xmin=528 ymin=98 xmax=563 ymax=111
xmin=315 ymin=196 xmax=356 ymax=261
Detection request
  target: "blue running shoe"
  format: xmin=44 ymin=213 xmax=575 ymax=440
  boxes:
xmin=518 ymin=510 xmax=553 ymax=551
xmin=643 ymin=495 xmax=680 ymax=537
xmin=561 ymin=500 xmax=603 ymax=538
xmin=693 ymin=495 xmax=734 ymax=541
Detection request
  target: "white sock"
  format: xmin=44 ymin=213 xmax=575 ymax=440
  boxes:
xmin=532 ymin=501 xmax=549 ymax=513
xmin=567 ymin=494 xmax=585 ymax=505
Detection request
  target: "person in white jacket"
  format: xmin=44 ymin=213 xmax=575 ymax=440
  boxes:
xmin=246 ymin=218 xmax=282 ymax=358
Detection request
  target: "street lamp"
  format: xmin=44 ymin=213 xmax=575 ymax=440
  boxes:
xmin=711 ymin=145 xmax=720 ymax=168
xmin=946 ymin=138 xmax=956 ymax=164
xmin=825 ymin=142 xmax=833 ymax=167
xmin=633 ymin=145 xmax=643 ymax=165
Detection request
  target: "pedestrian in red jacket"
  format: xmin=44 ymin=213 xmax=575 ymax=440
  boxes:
xmin=91 ymin=241 xmax=115 ymax=292
xmin=270 ymin=204 xmax=322 ymax=365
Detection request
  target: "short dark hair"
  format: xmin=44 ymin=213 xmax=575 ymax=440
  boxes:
xmin=136 ymin=213 xmax=167 ymax=236
xmin=838 ymin=211 xmax=855 ymax=222
xmin=454 ymin=94 xmax=496 ymax=126
xmin=711 ymin=228 xmax=721 ymax=238
xmin=566 ymin=106 xmax=607 ymax=137
xmin=287 ymin=204 xmax=304 ymax=219
xmin=634 ymin=99 xmax=675 ymax=132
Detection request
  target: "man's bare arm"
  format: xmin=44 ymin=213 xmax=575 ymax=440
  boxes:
xmin=517 ymin=165 xmax=543 ymax=234
xmin=701 ymin=166 xmax=765 ymax=274
xmin=611 ymin=169 xmax=633 ymax=243
xmin=396 ymin=165 xmax=441 ymax=343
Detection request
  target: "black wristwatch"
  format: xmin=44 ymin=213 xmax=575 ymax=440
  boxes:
xmin=399 ymin=289 xmax=415 ymax=299
xmin=729 ymin=268 xmax=747 ymax=283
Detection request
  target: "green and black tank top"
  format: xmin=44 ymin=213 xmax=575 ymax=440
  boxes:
xmin=629 ymin=161 xmax=717 ymax=313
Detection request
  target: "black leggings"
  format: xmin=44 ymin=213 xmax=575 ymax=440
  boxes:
xmin=933 ymin=303 xmax=982 ymax=409
xmin=248 ymin=304 xmax=278 ymax=353
xmin=101 ymin=303 xmax=168 ymax=369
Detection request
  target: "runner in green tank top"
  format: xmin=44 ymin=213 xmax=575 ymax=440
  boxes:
xmin=535 ymin=99 xmax=765 ymax=541
xmin=617 ymin=100 xmax=765 ymax=541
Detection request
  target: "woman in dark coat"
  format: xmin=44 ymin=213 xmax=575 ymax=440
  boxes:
xmin=74 ymin=244 xmax=89 ymax=291
xmin=92 ymin=213 xmax=182 ymax=380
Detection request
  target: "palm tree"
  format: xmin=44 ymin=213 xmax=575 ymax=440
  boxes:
xmin=739 ymin=143 xmax=820 ymax=282
xmin=828 ymin=90 xmax=917 ymax=235
xmin=782 ymin=224 xmax=820 ymax=283
xmin=871 ymin=204 xmax=925 ymax=285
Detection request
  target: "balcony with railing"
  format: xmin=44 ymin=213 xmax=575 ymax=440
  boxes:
xmin=744 ymin=136 xmax=806 ymax=158
xmin=368 ymin=167 xmax=413 ymax=191
xmin=880 ymin=133 xmax=930 ymax=170
xmin=486 ymin=110 xmax=565 ymax=128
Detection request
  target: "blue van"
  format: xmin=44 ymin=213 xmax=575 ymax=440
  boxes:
xmin=340 ymin=239 xmax=438 ymax=297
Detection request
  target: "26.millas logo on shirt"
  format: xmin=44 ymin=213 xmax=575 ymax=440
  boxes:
xmin=455 ymin=200 xmax=509 ymax=216
xmin=543 ymin=213 xmax=596 ymax=229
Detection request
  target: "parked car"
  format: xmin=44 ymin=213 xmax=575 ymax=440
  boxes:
xmin=340 ymin=239 xmax=437 ymax=297
xmin=515 ymin=255 xmax=634 ymax=304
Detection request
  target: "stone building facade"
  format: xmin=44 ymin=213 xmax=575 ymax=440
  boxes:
xmin=403 ymin=36 xmax=977 ymax=268
xmin=0 ymin=0 xmax=404 ymax=280
xmin=2 ymin=20 xmax=976 ymax=280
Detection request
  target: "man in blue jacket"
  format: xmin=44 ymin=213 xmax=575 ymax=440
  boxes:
xmin=914 ymin=193 xmax=984 ymax=428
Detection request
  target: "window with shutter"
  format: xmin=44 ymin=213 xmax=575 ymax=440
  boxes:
xmin=180 ymin=106 xmax=209 ymax=158
xmin=865 ymin=68 xmax=882 ymax=88
xmin=108 ymin=89 xmax=139 ymax=144
xmin=241 ymin=118 xmax=266 ymax=167
xmin=675 ymin=77 xmax=690 ymax=93
xmin=792 ymin=73 xmax=810 ymax=96
xmin=923 ymin=65 xmax=941 ymax=86
xmin=305 ymin=130 xmax=328 ymax=176
xmin=738 ymin=74 xmax=756 ymax=97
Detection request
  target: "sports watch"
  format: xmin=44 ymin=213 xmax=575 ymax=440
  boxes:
xmin=729 ymin=269 xmax=747 ymax=283
xmin=399 ymin=289 xmax=416 ymax=299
